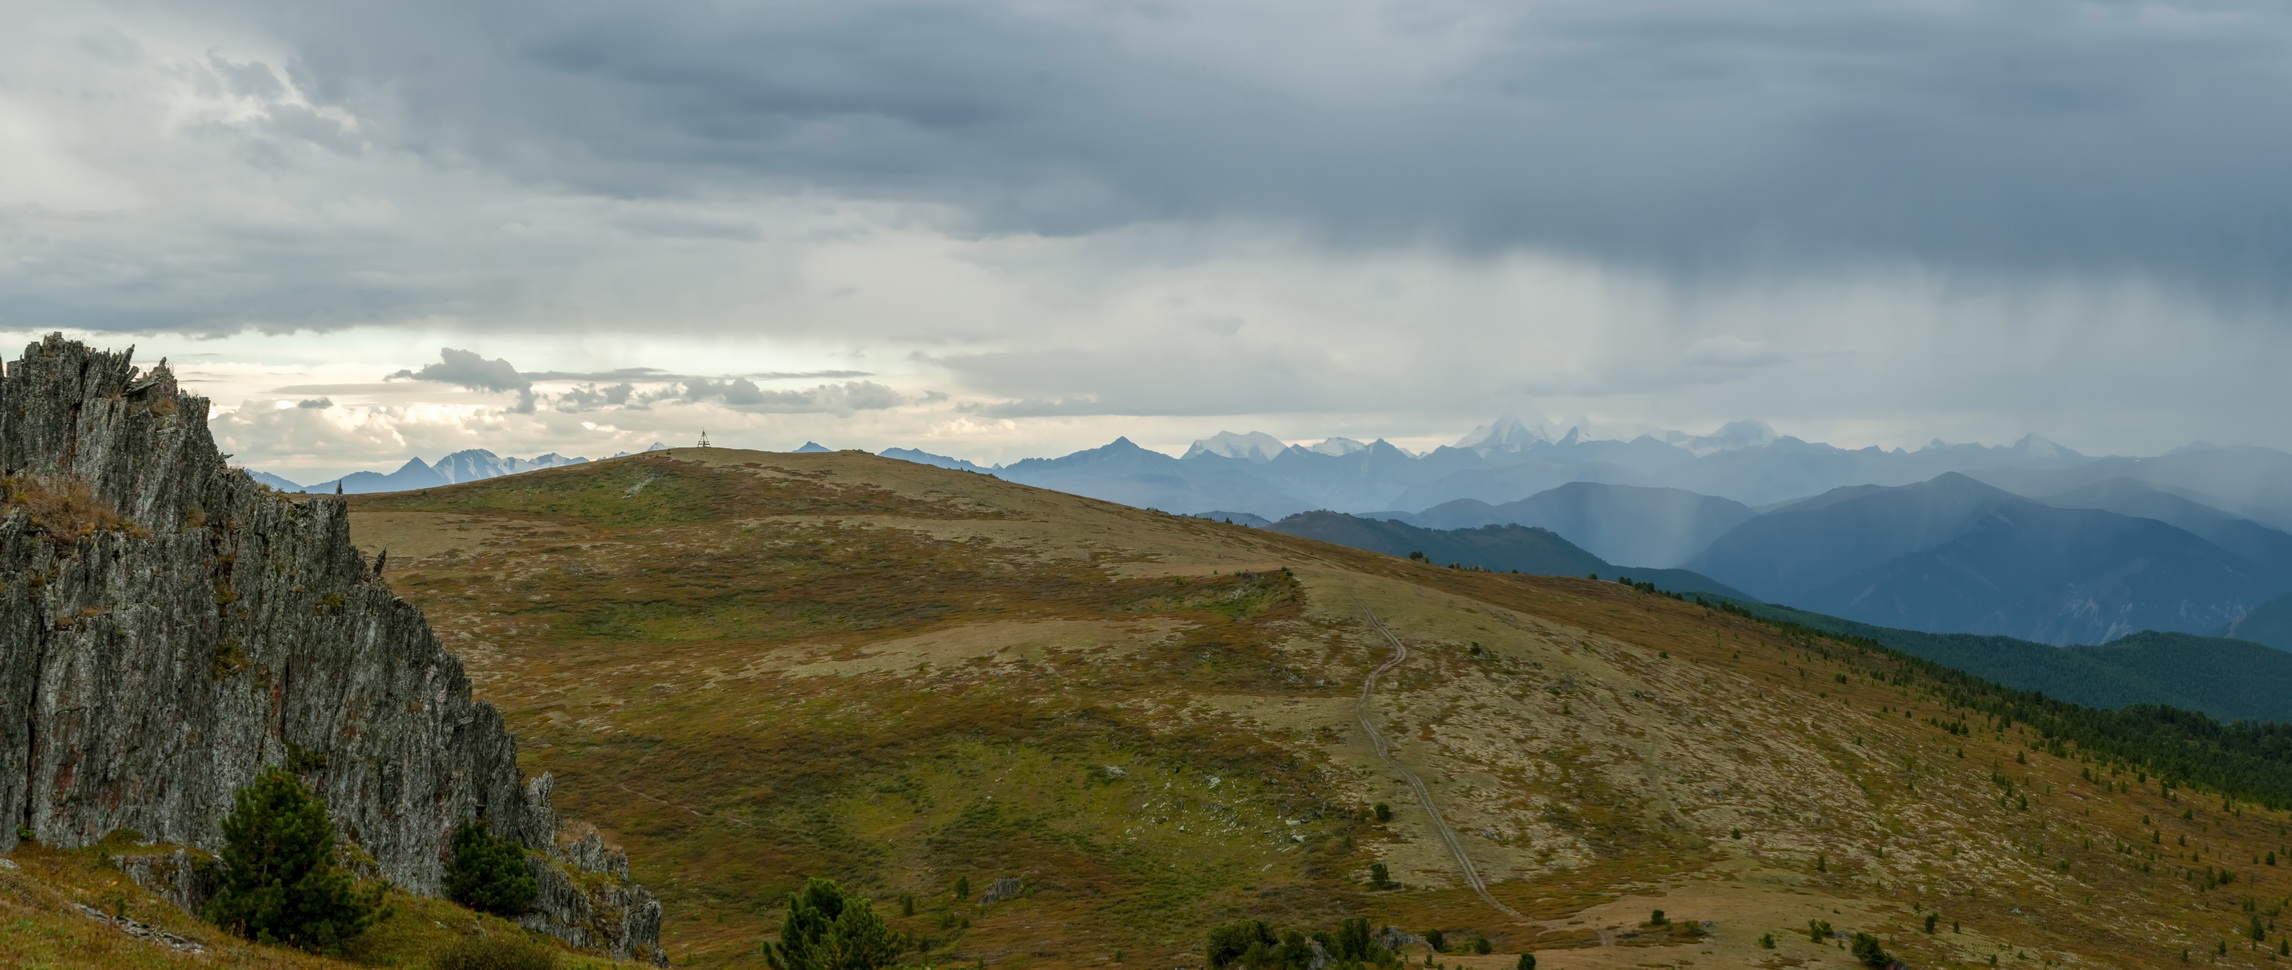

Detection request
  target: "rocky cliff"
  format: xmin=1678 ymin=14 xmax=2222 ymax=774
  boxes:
xmin=0 ymin=335 xmax=663 ymax=962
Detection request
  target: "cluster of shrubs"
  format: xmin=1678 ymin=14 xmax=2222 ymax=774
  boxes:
xmin=1205 ymin=917 xmax=1509 ymax=970
xmin=1208 ymin=917 xmax=1399 ymax=970
xmin=198 ymin=768 xmax=555 ymax=963
xmin=760 ymin=877 xmax=906 ymax=970
xmin=194 ymin=770 xmax=1913 ymax=970
xmin=1792 ymin=918 xmax=1894 ymax=968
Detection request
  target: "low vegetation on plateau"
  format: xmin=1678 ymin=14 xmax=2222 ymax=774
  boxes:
xmin=314 ymin=447 xmax=2292 ymax=969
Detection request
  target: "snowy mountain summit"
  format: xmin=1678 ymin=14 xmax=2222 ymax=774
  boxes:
xmin=1184 ymin=431 xmax=1289 ymax=462
xmin=1661 ymin=420 xmax=1780 ymax=457
xmin=1302 ymin=437 xmax=1367 ymax=457
xmin=1455 ymin=415 xmax=1563 ymax=455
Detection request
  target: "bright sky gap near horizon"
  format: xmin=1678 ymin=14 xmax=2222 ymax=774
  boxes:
xmin=4 ymin=1 xmax=2289 ymax=480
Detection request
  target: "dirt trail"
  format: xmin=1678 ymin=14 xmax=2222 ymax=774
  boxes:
xmin=1355 ymin=601 xmax=1525 ymax=921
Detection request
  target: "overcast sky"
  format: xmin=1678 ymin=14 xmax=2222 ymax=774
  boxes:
xmin=4 ymin=0 xmax=2288 ymax=479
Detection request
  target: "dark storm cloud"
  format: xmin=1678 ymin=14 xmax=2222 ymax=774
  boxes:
xmin=554 ymin=382 xmax=634 ymax=412
xmin=656 ymin=378 xmax=906 ymax=414
xmin=381 ymin=350 xmax=881 ymax=410
xmin=241 ymin=0 xmax=2292 ymax=295
xmin=387 ymin=347 xmax=529 ymax=392
xmin=523 ymin=367 xmax=873 ymax=382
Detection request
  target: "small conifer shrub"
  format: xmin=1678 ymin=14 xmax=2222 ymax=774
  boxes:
xmin=1850 ymin=932 xmax=1891 ymax=969
xmin=761 ymin=877 xmax=904 ymax=970
xmin=446 ymin=819 xmax=539 ymax=917
xmin=203 ymin=768 xmax=384 ymax=953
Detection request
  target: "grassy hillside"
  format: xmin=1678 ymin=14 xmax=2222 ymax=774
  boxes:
xmin=0 ymin=838 xmax=634 ymax=970
xmin=329 ymin=448 xmax=2292 ymax=970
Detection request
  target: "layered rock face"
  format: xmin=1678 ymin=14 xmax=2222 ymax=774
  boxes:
xmin=0 ymin=336 xmax=663 ymax=962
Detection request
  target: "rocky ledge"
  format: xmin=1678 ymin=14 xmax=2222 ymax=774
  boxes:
xmin=0 ymin=335 xmax=664 ymax=963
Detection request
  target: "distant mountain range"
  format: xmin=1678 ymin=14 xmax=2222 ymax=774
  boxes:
xmin=1278 ymin=471 xmax=2292 ymax=646
xmin=249 ymin=418 xmax=2292 ymax=646
xmin=968 ymin=425 xmax=2292 ymax=645
xmin=251 ymin=444 xmax=666 ymax=494
xmin=1391 ymin=482 xmax=1757 ymax=568
xmin=1261 ymin=511 xmax=1745 ymax=599
xmin=1687 ymin=473 xmax=2285 ymax=644
xmin=879 ymin=418 xmax=2122 ymax=518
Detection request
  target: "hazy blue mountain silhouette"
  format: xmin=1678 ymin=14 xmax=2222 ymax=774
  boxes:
xmin=1687 ymin=473 xmax=2282 ymax=644
xmin=2040 ymin=478 xmax=2292 ymax=585
xmin=1971 ymin=444 xmax=2292 ymax=533
xmin=996 ymin=437 xmax=1307 ymax=515
xmin=1264 ymin=511 xmax=1744 ymax=598
xmin=1402 ymin=482 xmax=1757 ymax=568
xmin=2229 ymin=591 xmax=2292 ymax=652
xmin=879 ymin=447 xmax=993 ymax=474
xmin=1686 ymin=473 xmax=2025 ymax=602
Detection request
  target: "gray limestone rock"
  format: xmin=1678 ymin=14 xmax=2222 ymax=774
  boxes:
xmin=111 ymin=849 xmax=220 ymax=916
xmin=980 ymin=876 xmax=1024 ymax=904
xmin=0 ymin=335 xmax=664 ymax=964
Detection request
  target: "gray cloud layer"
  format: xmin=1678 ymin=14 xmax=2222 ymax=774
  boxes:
xmin=10 ymin=0 xmax=2292 ymax=464
xmin=201 ymin=0 xmax=2292 ymax=296
xmin=377 ymin=347 xmax=904 ymax=417
xmin=389 ymin=347 xmax=529 ymax=392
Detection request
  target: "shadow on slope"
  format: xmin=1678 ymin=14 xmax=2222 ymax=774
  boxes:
xmin=1265 ymin=511 xmax=1745 ymax=598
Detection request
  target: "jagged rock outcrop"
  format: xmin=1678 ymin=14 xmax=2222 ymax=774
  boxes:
xmin=0 ymin=335 xmax=664 ymax=963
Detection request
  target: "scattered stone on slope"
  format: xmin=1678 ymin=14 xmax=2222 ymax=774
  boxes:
xmin=0 ymin=335 xmax=664 ymax=964
xmin=75 ymin=902 xmax=208 ymax=954
xmin=981 ymin=876 xmax=1024 ymax=904
xmin=111 ymin=849 xmax=219 ymax=916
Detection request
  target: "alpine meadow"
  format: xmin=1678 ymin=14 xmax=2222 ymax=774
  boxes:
xmin=9 ymin=0 xmax=2292 ymax=967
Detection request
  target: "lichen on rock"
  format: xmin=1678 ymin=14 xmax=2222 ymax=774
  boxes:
xmin=0 ymin=334 xmax=664 ymax=963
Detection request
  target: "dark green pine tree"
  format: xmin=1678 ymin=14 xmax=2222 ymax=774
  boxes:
xmin=761 ymin=877 xmax=905 ymax=970
xmin=203 ymin=768 xmax=384 ymax=953
xmin=1334 ymin=918 xmax=1376 ymax=961
xmin=1205 ymin=919 xmax=1276 ymax=970
xmin=445 ymin=817 xmax=540 ymax=916
xmin=1850 ymin=932 xmax=1892 ymax=969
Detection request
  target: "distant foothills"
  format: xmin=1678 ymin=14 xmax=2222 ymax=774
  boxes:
xmin=249 ymin=417 xmax=2292 ymax=652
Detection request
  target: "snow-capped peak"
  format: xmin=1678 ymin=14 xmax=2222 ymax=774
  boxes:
xmin=1184 ymin=431 xmax=1288 ymax=462
xmin=1660 ymin=419 xmax=1779 ymax=457
xmin=2009 ymin=434 xmax=2078 ymax=460
xmin=1304 ymin=437 xmax=1367 ymax=457
xmin=1454 ymin=415 xmax=1552 ymax=455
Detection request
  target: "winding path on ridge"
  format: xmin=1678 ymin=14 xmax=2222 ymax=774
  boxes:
xmin=1353 ymin=599 xmax=1526 ymax=921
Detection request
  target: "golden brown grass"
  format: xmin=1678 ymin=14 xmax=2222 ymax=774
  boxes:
xmin=0 ymin=841 xmax=637 ymax=970
xmin=2 ymin=474 xmax=130 ymax=537
xmin=327 ymin=448 xmax=2292 ymax=970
